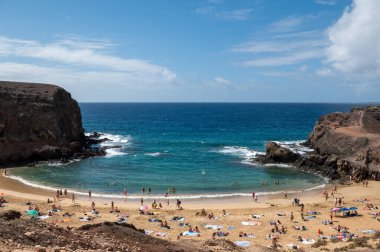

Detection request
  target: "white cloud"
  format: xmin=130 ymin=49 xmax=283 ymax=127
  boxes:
xmin=269 ymin=16 xmax=308 ymax=32
xmin=240 ymin=50 xmax=322 ymax=67
xmin=316 ymin=68 xmax=335 ymax=77
xmin=326 ymin=0 xmax=380 ymax=74
xmin=232 ymin=39 xmax=327 ymax=53
xmin=315 ymin=0 xmax=337 ymax=5
xmin=208 ymin=77 xmax=240 ymax=90
xmin=196 ymin=7 xmax=253 ymax=20
xmin=232 ymin=30 xmax=326 ymax=67
xmin=0 ymin=36 xmax=176 ymax=83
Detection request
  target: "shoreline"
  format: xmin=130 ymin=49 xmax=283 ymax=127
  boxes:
xmin=2 ymin=166 xmax=328 ymax=205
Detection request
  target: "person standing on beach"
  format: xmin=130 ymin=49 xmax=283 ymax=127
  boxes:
xmin=71 ymin=193 xmax=75 ymax=204
xmin=252 ymin=192 xmax=255 ymax=201
xmin=111 ymin=201 xmax=114 ymax=211
xmin=330 ymin=212 xmax=333 ymax=222
xmin=91 ymin=201 xmax=95 ymax=210
xmin=88 ymin=190 xmax=92 ymax=199
xmin=148 ymin=187 xmax=151 ymax=194
xmin=290 ymin=212 xmax=294 ymax=222
xmin=64 ymin=189 xmax=67 ymax=197
xmin=140 ymin=198 xmax=144 ymax=206
xmin=284 ymin=191 xmax=287 ymax=199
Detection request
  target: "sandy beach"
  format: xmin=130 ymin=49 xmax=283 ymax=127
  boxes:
xmin=1 ymin=170 xmax=380 ymax=251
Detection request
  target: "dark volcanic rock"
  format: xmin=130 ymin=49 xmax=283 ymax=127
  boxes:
xmin=257 ymin=106 xmax=380 ymax=181
xmin=264 ymin=142 xmax=299 ymax=163
xmin=0 ymin=80 xmax=104 ymax=166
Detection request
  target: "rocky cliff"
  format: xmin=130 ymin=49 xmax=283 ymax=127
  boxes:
xmin=0 ymin=80 xmax=103 ymax=166
xmin=257 ymin=106 xmax=380 ymax=180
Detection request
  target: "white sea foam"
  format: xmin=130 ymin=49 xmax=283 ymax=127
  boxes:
xmin=6 ymin=174 xmax=326 ymax=200
xmin=88 ymin=132 xmax=132 ymax=157
xmin=273 ymin=140 xmax=313 ymax=155
xmin=104 ymin=148 xmax=127 ymax=157
xmin=218 ymin=146 xmax=264 ymax=158
xmin=217 ymin=146 xmax=264 ymax=165
xmin=144 ymin=152 xmax=162 ymax=157
xmin=264 ymin=163 xmax=294 ymax=168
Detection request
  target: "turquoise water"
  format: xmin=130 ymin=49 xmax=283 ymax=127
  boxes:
xmin=11 ymin=103 xmax=363 ymax=198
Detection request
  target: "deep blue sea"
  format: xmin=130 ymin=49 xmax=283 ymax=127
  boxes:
xmin=11 ymin=103 xmax=366 ymax=199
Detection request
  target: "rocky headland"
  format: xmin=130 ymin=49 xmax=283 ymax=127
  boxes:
xmin=0 ymin=81 xmax=105 ymax=167
xmin=257 ymin=106 xmax=380 ymax=180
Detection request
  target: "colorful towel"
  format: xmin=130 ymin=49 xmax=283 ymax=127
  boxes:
xmin=235 ymin=241 xmax=250 ymax=247
xmin=242 ymin=221 xmax=261 ymax=226
xmin=182 ymin=231 xmax=200 ymax=237
xmin=204 ymin=224 xmax=223 ymax=230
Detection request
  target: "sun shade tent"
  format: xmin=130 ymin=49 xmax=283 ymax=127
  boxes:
xmin=27 ymin=209 xmax=39 ymax=216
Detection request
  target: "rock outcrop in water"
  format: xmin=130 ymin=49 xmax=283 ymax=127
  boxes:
xmin=0 ymin=80 xmax=104 ymax=166
xmin=257 ymin=106 xmax=380 ymax=180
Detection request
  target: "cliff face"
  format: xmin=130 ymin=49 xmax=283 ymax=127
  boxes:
xmin=306 ymin=106 xmax=380 ymax=179
xmin=257 ymin=106 xmax=380 ymax=180
xmin=0 ymin=80 xmax=102 ymax=166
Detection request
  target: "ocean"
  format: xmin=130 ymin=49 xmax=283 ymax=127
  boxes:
xmin=10 ymin=103 xmax=364 ymax=199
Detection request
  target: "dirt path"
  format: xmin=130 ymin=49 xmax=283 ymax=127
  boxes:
xmin=334 ymin=111 xmax=380 ymax=147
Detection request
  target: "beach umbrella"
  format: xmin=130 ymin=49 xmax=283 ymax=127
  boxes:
xmin=139 ymin=206 xmax=149 ymax=211
xmin=27 ymin=209 xmax=39 ymax=216
xmin=349 ymin=207 xmax=358 ymax=211
xmin=339 ymin=207 xmax=350 ymax=212
xmin=331 ymin=207 xmax=340 ymax=212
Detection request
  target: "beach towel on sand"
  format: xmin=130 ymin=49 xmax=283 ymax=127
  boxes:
xmin=235 ymin=241 xmax=250 ymax=247
xmin=204 ymin=224 xmax=223 ymax=230
xmin=155 ymin=232 xmax=167 ymax=237
xmin=301 ymin=238 xmax=316 ymax=244
xmin=241 ymin=221 xmax=261 ymax=226
xmin=182 ymin=231 xmax=200 ymax=237
xmin=145 ymin=230 xmax=153 ymax=235
xmin=36 ymin=215 xmax=50 ymax=219
xmin=361 ymin=229 xmax=376 ymax=234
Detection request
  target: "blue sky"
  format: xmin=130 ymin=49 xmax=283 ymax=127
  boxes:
xmin=0 ymin=0 xmax=379 ymax=102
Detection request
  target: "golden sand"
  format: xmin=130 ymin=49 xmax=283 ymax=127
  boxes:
xmin=1 ymin=170 xmax=380 ymax=251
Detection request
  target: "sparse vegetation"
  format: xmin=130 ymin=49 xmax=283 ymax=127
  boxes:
xmin=311 ymin=239 xmax=328 ymax=248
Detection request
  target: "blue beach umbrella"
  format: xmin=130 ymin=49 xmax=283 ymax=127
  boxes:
xmin=339 ymin=207 xmax=350 ymax=212
xmin=349 ymin=207 xmax=358 ymax=211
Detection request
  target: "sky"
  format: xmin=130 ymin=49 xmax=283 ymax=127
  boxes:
xmin=0 ymin=0 xmax=379 ymax=102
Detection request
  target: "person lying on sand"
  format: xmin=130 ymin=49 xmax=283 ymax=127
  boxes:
xmin=63 ymin=212 xmax=75 ymax=217
xmin=208 ymin=213 xmax=217 ymax=220
xmin=160 ymin=221 xmax=170 ymax=229
xmin=293 ymin=225 xmax=307 ymax=231
xmin=364 ymin=203 xmax=378 ymax=210
xmin=239 ymin=232 xmax=255 ymax=238
xmin=213 ymin=231 xmax=229 ymax=237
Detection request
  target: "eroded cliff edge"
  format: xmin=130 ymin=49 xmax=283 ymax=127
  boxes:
xmin=0 ymin=80 xmax=103 ymax=166
xmin=257 ymin=106 xmax=380 ymax=180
